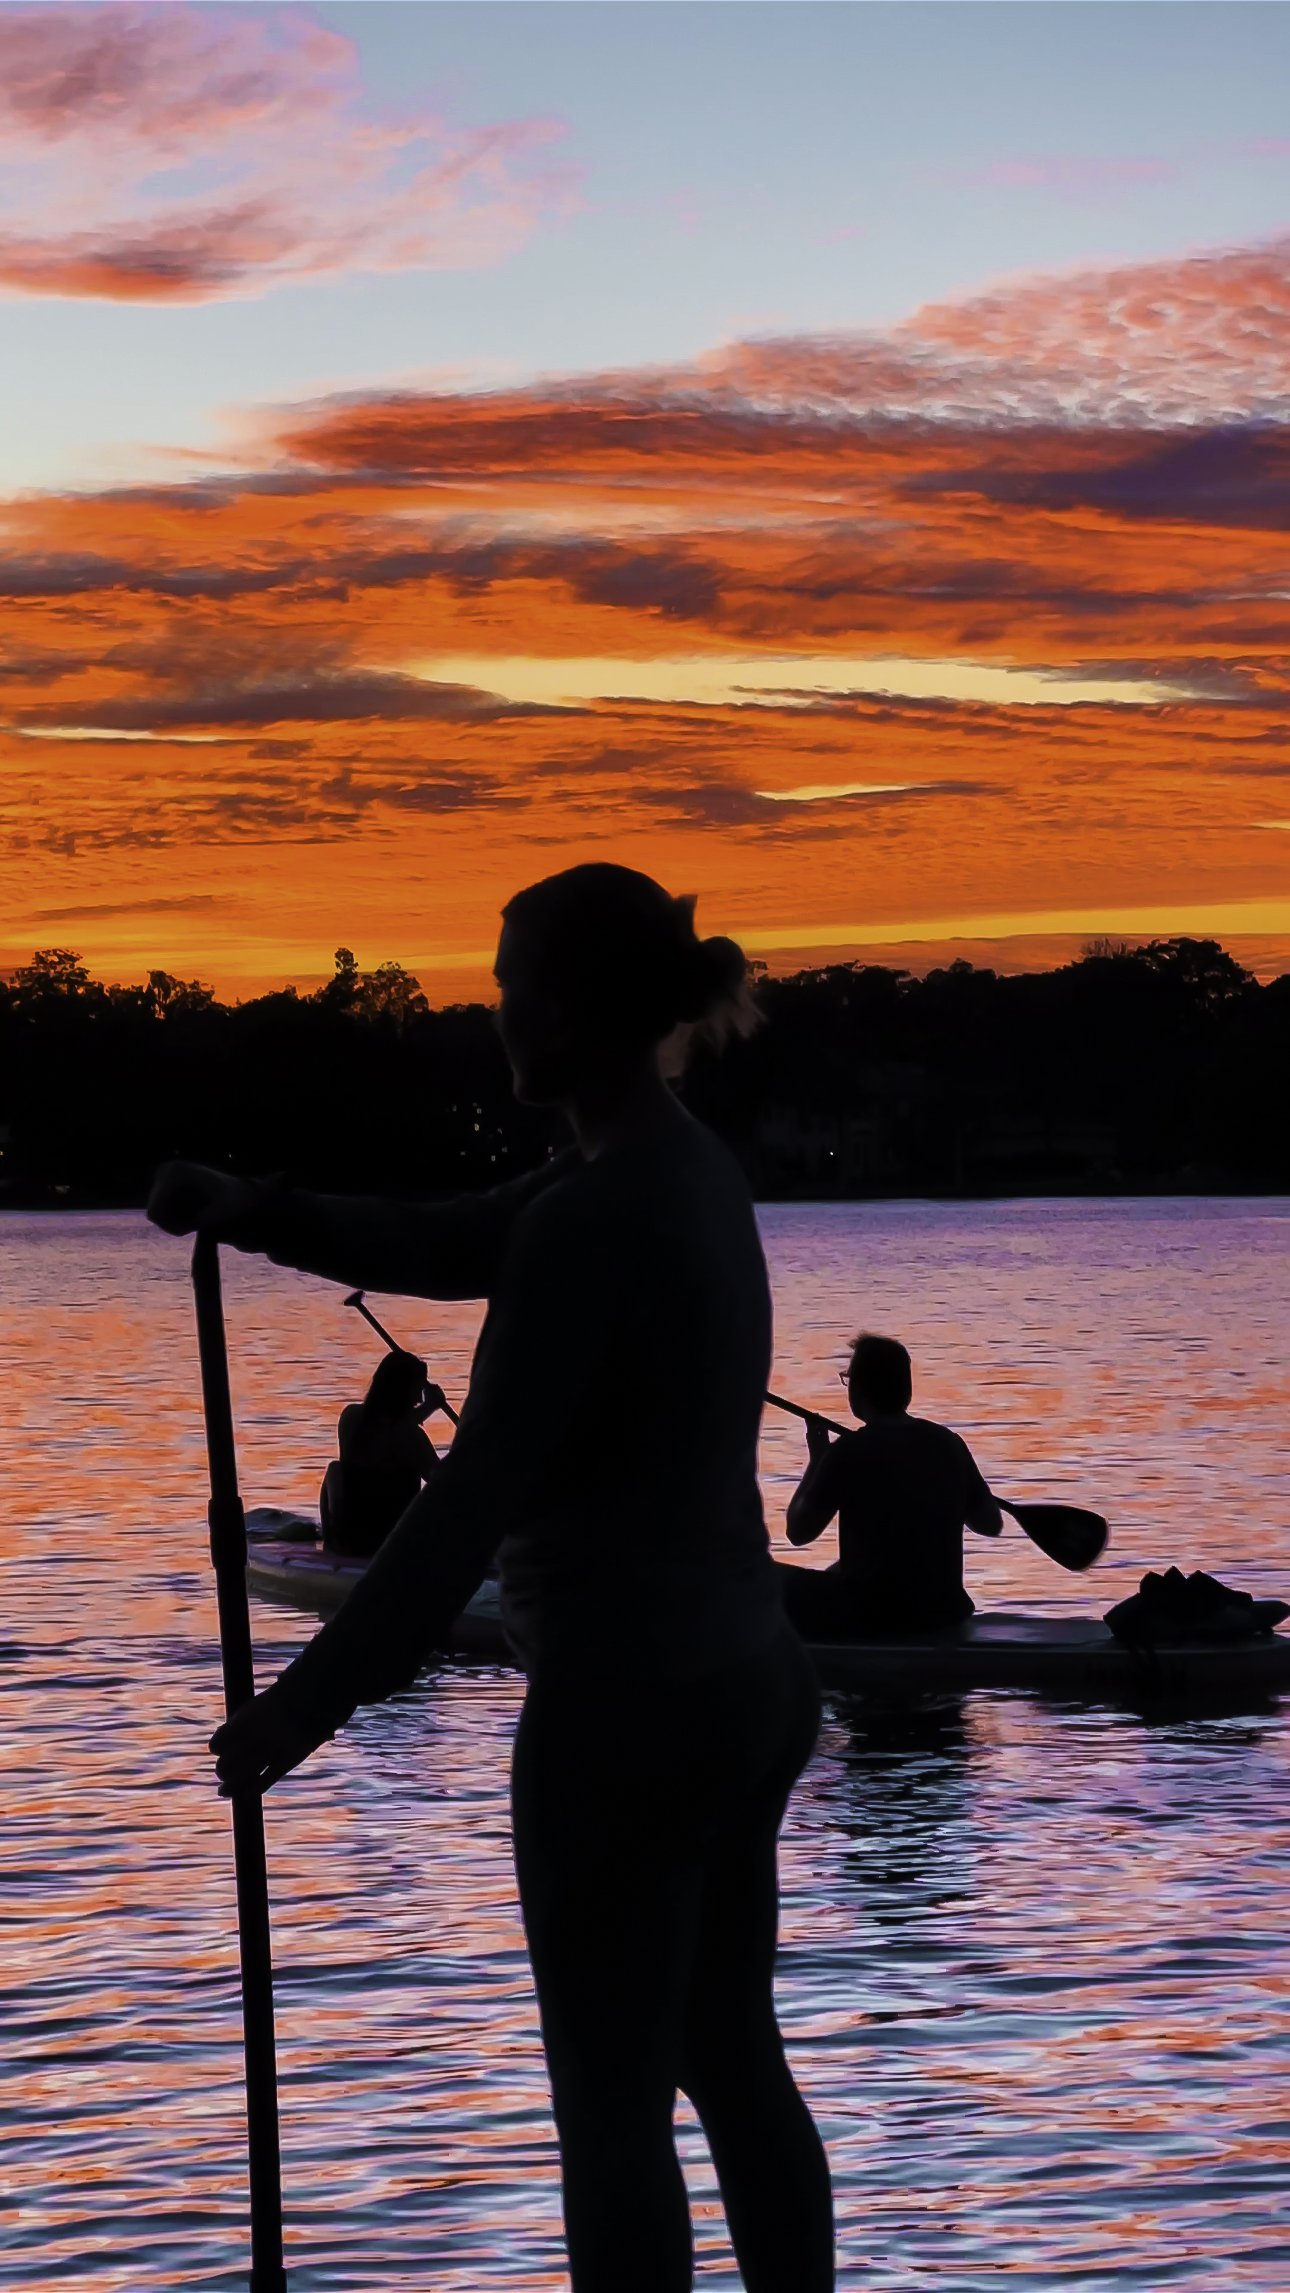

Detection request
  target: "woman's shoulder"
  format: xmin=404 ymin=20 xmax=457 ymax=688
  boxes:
xmin=513 ymin=1154 xmax=598 ymax=1222
xmin=507 ymin=1118 xmax=752 ymax=1252
xmin=598 ymin=1114 xmax=752 ymax=1202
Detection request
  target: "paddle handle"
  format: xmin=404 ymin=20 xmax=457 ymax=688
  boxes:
xmin=192 ymin=1237 xmax=288 ymax=2293
xmin=346 ymin=1292 xmax=461 ymax=1426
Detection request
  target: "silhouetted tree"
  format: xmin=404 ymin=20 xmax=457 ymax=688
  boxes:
xmin=0 ymin=937 xmax=1285 ymax=1204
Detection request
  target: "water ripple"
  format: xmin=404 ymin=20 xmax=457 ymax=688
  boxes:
xmin=2 ymin=1202 xmax=1288 ymax=2288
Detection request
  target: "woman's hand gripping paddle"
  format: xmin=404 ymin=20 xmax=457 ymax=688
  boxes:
xmin=764 ymin=1388 xmax=1109 ymax=1572
xmin=191 ymin=1234 xmax=288 ymax=2292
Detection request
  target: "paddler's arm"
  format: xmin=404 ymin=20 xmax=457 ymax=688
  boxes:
xmin=148 ymin=1153 xmax=573 ymax=1300
xmin=965 ymin=1491 xmax=1004 ymax=1538
xmin=211 ymin=1186 xmax=610 ymax=1786
xmin=785 ymin=1422 xmax=841 ymax=1547
xmin=960 ymin=1438 xmax=1004 ymax=1537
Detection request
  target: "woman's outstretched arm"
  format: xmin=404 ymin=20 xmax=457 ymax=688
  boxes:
xmin=149 ymin=1154 xmax=570 ymax=1301
xmin=211 ymin=1183 xmax=612 ymax=1787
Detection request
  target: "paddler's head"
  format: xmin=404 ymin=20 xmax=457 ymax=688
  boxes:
xmin=495 ymin=863 xmax=757 ymax=1107
xmin=846 ymin=1332 xmax=912 ymax=1423
xmin=364 ymin=1348 xmax=429 ymax=1420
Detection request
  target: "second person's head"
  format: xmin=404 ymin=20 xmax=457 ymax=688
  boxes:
xmin=846 ymin=1332 xmax=912 ymax=1422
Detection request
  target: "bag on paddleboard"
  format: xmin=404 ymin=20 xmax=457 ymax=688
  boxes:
xmin=1105 ymin=1566 xmax=1289 ymax=1648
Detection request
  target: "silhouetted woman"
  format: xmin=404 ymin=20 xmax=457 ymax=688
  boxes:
xmin=148 ymin=863 xmax=835 ymax=2293
xmin=319 ymin=1348 xmax=446 ymax=1558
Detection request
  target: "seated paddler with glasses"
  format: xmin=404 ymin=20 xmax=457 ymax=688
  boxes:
xmin=776 ymin=1332 xmax=1003 ymax=1639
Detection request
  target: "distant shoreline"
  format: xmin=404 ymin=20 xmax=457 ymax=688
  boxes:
xmin=3 ymin=936 xmax=1287 ymax=1200
xmin=5 ymin=1181 xmax=1289 ymax=1216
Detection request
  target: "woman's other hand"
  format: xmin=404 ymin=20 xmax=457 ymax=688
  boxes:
xmin=210 ymin=1678 xmax=333 ymax=1798
xmin=147 ymin=1160 xmax=261 ymax=1239
xmin=418 ymin=1381 xmax=449 ymax=1419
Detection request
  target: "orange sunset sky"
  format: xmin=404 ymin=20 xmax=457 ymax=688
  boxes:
xmin=2 ymin=4 xmax=1288 ymax=998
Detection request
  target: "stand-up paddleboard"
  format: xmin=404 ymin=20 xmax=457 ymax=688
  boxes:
xmin=244 ymin=1513 xmax=504 ymax=1659
xmin=807 ymin=1611 xmax=1290 ymax=1695
xmin=244 ymin=1515 xmax=1290 ymax=1698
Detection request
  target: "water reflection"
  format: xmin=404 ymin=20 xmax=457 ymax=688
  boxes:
xmin=1 ymin=1203 xmax=1288 ymax=2289
xmin=824 ymin=1694 xmax=976 ymax=1906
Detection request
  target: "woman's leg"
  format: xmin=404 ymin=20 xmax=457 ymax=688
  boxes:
xmin=679 ymin=1633 xmax=835 ymax=2293
xmin=511 ymin=1634 xmax=834 ymax=2293
xmin=511 ymin=1684 xmax=701 ymax=2293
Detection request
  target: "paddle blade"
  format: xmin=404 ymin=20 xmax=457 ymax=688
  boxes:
xmin=1004 ymin=1500 xmax=1109 ymax=1572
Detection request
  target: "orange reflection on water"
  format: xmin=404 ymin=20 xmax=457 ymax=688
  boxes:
xmin=2 ymin=1202 xmax=1289 ymax=2287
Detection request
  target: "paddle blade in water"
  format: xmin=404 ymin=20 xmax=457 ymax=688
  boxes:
xmin=1004 ymin=1500 xmax=1109 ymax=1572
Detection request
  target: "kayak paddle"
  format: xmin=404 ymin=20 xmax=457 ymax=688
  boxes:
xmin=192 ymin=1235 xmax=288 ymax=2291
xmin=764 ymin=1388 xmax=1108 ymax=1573
xmin=989 ymin=1496 xmax=1108 ymax=1573
xmin=343 ymin=1290 xmax=461 ymax=1425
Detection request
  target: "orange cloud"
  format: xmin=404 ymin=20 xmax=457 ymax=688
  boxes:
xmin=0 ymin=6 xmax=575 ymax=301
xmin=2 ymin=234 xmax=1290 ymax=990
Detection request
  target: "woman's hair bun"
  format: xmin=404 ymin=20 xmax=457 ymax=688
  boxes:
xmin=676 ymin=930 xmax=747 ymax=1021
xmin=671 ymin=902 xmax=759 ymax=1046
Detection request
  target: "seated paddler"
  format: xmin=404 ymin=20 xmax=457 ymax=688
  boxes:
xmin=320 ymin=1348 xmax=448 ymax=1558
xmin=776 ymin=1332 xmax=1003 ymax=1638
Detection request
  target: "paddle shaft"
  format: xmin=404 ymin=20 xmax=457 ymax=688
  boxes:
xmin=344 ymin=1292 xmax=461 ymax=1426
xmin=192 ymin=1237 xmax=287 ymax=2293
xmin=766 ymin=1388 xmax=848 ymax=1439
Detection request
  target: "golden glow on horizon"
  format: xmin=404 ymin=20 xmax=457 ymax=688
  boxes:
xmin=252 ymin=895 xmax=1290 ymax=992
xmin=413 ymin=652 xmax=1194 ymax=711
xmin=13 ymin=727 xmax=228 ymax=745
xmin=755 ymin=780 xmax=916 ymax=803
xmin=736 ymin=896 xmax=1290 ymax=954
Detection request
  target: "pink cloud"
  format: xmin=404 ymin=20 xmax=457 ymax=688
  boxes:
xmin=704 ymin=236 xmax=1290 ymax=426
xmin=970 ymin=153 xmax=1175 ymax=198
xmin=0 ymin=5 xmax=578 ymax=301
xmin=950 ymin=136 xmax=1290 ymax=202
xmin=0 ymin=5 xmax=350 ymax=154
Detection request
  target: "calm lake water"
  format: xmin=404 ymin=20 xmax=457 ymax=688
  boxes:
xmin=3 ymin=1200 xmax=1289 ymax=2290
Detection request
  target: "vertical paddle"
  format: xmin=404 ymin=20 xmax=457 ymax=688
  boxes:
xmin=343 ymin=1289 xmax=461 ymax=1425
xmin=192 ymin=1234 xmax=288 ymax=2293
xmin=764 ymin=1388 xmax=1108 ymax=1571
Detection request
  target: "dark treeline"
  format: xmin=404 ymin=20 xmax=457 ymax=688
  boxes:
xmin=2 ymin=936 xmax=1288 ymax=1206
